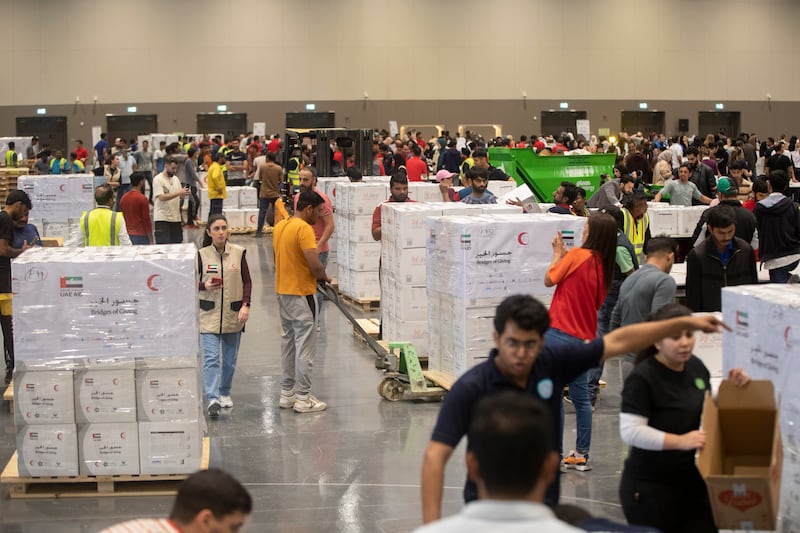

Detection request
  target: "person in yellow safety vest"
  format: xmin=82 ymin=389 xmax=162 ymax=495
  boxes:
xmin=459 ymin=147 xmax=474 ymax=182
xmin=4 ymin=142 xmax=17 ymax=168
xmin=286 ymin=153 xmax=302 ymax=187
xmin=621 ymin=190 xmax=650 ymax=264
xmin=78 ymin=184 xmax=132 ymax=246
xmin=69 ymin=152 xmax=85 ymax=173
xmin=49 ymin=149 xmax=69 ymax=174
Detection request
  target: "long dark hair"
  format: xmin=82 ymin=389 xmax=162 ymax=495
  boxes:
xmin=582 ymin=213 xmax=618 ymax=290
xmin=635 ymin=303 xmax=692 ymax=365
xmin=202 ymin=213 xmax=228 ymax=248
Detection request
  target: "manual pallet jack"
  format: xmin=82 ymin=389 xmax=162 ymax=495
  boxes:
xmin=317 ymin=282 xmax=446 ymax=402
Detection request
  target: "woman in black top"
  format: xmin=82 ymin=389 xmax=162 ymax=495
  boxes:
xmin=618 ymin=304 xmax=749 ymax=533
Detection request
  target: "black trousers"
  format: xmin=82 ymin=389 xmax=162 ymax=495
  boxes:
xmin=154 ymin=221 xmax=183 ymax=244
xmin=620 ymin=466 xmax=717 ymax=533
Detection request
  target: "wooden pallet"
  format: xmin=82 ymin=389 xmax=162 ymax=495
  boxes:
xmin=0 ymin=437 xmax=209 ymax=499
xmin=341 ymin=294 xmax=380 ymax=312
xmin=423 ymin=370 xmax=454 ymax=391
xmin=3 ymin=379 xmax=12 ymax=412
xmin=353 ymin=318 xmax=380 ymax=339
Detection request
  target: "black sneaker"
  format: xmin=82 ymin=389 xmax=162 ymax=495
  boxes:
xmin=208 ymin=400 xmax=221 ymax=418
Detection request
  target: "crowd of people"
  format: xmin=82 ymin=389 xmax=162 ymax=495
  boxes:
xmin=3 ymin=125 xmax=795 ymax=531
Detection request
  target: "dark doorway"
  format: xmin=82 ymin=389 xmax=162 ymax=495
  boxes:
xmin=698 ymin=111 xmax=741 ymax=139
xmin=106 ymin=115 xmax=158 ymax=147
xmin=540 ymin=111 xmax=587 ymax=137
xmin=16 ymin=116 xmax=68 ymax=154
xmin=197 ymin=113 xmax=247 ymax=140
xmin=286 ymin=112 xmax=335 ymax=129
xmin=621 ymin=111 xmax=665 ymax=135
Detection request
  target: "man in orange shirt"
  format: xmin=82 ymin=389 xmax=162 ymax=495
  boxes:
xmin=273 ymin=190 xmax=330 ymax=413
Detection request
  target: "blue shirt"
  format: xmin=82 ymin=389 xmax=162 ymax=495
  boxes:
xmin=94 ymin=139 xmax=108 ymax=162
xmin=430 ymin=339 xmax=604 ymax=505
xmin=13 ymin=224 xmax=40 ymax=248
xmin=716 ymin=239 xmax=734 ymax=266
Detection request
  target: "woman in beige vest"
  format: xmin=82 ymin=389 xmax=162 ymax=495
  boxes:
xmin=198 ymin=214 xmax=252 ymax=417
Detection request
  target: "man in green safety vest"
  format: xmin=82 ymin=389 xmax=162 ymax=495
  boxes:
xmin=287 ymin=150 xmax=302 ymax=189
xmin=76 ymin=184 xmax=132 ymax=246
xmin=4 ymin=142 xmax=17 ymax=168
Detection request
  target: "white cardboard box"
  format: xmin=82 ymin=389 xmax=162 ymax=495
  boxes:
xmin=138 ymin=421 xmax=202 ymax=475
xmin=346 ymin=214 xmax=375 ymax=243
xmin=222 ymin=187 xmax=240 ymax=209
xmin=238 ymin=186 xmax=258 ymax=208
xmin=17 ymin=424 xmax=79 ymax=477
xmin=136 ymin=368 xmax=200 ymax=422
xmin=487 ymin=181 xmax=516 ymax=197
xmin=345 ymin=242 xmax=381 ymax=272
xmin=341 ymin=270 xmax=380 ymax=301
xmin=14 ymin=370 xmax=76 ymax=426
xmin=408 ymin=183 xmax=443 ymax=202
xmin=74 ymin=370 xmax=137 ymax=424
xmin=243 ymin=209 xmax=260 ymax=229
xmin=78 ymin=422 xmax=140 ymax=475
xmin=337 ymin=183 xmax=388 ymax=215
xmin=223 ymin=208 xmax=246 ymax=228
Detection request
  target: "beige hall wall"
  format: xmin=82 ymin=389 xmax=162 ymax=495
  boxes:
xmin=0 ymin=0 xmax=797 ymax=141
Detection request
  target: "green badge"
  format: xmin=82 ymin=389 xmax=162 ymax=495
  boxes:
xmin=695 ymin=378 xmax=706 ymax=390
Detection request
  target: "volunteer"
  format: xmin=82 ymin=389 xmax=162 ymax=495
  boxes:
xmin=544 ymin=213 xmax=618 ymax=472
xmin=198 ymin=214 xmax=252 ymax=418
xmin=619 ymin=303 xmax=749 ymax=533
xmin=621 ymin=191 xmax=650 ymax=264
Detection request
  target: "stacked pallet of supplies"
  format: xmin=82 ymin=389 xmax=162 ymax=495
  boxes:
xmin=18 ymin=174 xmax=95 ymax=241
xmin=197 ymin=185 xmax=259 ymax=229
xmin=425 ymin=213 xmax=587 ymax=380
xmin=380 ymin=203 xmax=522 ymax=357
xmin=335 ymin=182 xmax=388 ymax=302
xmin=721 ymin=285 xmax=800 ymax=531
xmin=647 ymin=202 xmax=707 ymax=237
xmin=11 ymin=245 xmax=202 ymax=477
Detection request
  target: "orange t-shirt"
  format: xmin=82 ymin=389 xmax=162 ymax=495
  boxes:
xmin=547 ymin=247 xmax=606 ymax=341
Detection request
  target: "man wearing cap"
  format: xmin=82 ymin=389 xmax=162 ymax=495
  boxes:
xmin=691 ymin=177 xmax=758 ymax=249
xmin=653 ymin=164 xmax=712 ymax=207
xmin=686 ymin=205 xmax=757 ymax=312
xmin=435 ymin=169 xmax=458 ymax=202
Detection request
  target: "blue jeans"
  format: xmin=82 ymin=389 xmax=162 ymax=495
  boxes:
xmin=256 ymin=197 xmax=277 ymax=235
xmin=115 ymin=183 xmax=131 ymax=210
xmin=769 ymin=260 xmax=799 ymax=283
xmin=202 ymin=332 xmax=241 ymax=402
xmin=129 ymin=234 xmax=149 ymax=245
xmin=545 ymin=327 xmax=593 ymax=455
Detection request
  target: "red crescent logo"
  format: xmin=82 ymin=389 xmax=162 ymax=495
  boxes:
xmin=120 ymin=432 xmax=126 ymax=439
xmin=57 ymin=433 xmax=63 ymax=441
xmin=53 ymin=384 xmax=60 ymax=391
xmin=59 ymin=184 xmax=66 ymax=192
xmin=517 ymin=232 xmax=529 ymax=245
xmin=177 ymin=379 xmax=184 ymax=386
xmin=146 ymin=274 xmax=161 ymax=292
xmin=112 ymin=378 xmax=119 ymax=385
xmin=785 ymin=326 xmax=792 ymax=349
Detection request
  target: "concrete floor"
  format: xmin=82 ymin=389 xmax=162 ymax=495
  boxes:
xmin=0 ymin=232 xmax=630 ymax=532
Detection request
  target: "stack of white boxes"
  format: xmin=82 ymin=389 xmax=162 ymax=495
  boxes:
xmin=721 ymin=285 xmax=800 ymax=529
xmin=647 ymin=202 xmax=708 ymax=237
xmin=335 ymin=182 xmax=388 ymax=301
xmin=426 ymin=213 xmax=587 ymax=379
xmin=12 ymin=245 xmax=202 ymax=477
xmin=217 ymin=186 xmax=259 ymax=229
xmin=380 ymin=203 xmax=522 ymax=357
xmin=18 ymin=174 xmax=95 ymax=240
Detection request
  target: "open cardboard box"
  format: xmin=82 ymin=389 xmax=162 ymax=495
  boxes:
xmin=696 ymin=380 xmax=782 ymax=531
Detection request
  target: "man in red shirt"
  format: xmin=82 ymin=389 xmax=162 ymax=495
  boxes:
xmin=405 ymin=144 xmax=428 ymax=182
xmin=267 ymin=134 xmax=281 ymax=154
xmin=372 ymin=172 xmax=414 ymax=241
xmin=119 ymin=172 xmax=153 ymax=245
xmin=74 ymin=139 xmax=89 ymax=165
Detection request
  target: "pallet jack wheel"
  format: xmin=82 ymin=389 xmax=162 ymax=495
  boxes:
xmin=378 ymin=378 xmax=405 ymax=401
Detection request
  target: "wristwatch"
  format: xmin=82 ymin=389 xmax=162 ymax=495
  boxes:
xmin=244 ymin=302 xmax=251 ymax=307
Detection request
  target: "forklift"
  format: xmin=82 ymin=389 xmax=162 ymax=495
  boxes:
xmin=283 ymin=128 xmax=374 ymax=177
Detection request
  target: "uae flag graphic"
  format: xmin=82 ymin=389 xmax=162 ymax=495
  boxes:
xmin=59 ymin=276 xmax=83 ymax=289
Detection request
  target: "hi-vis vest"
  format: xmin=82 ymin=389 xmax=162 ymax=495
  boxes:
xmin=287 ymin=157 xmax=301 ymax=186
xmin=5 ymin=150 xmax=17 ymax=167
xmin=622 ymin=208 xmax=650 ymax=264
xmin=460 ymin=157 xmax=474 ymax=179
xmin=50 ymin=158 xmax=67 ymax=174
xmin=80 ymin=207 xmax=122 ymax=246
xmin=198 ymin=243 xmax=245 ymax=335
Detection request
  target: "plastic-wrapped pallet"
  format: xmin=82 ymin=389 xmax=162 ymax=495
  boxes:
xmin=408 ymin=183 xmax=444 ymax=202
xmin=18 ymin=174 xmax=95 ymax=239
xmin=721 ymin=285 xmax=800 ymax=532
xmin=425 ymin=213 xmax=587 ymax=380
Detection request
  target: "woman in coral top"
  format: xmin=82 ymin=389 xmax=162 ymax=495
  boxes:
xmin=544 ymin=213 xmax=618 ymax=472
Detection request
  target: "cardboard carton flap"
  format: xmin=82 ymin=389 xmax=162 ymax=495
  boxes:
xmin=716 ymin=380 xmax=775 ymax=410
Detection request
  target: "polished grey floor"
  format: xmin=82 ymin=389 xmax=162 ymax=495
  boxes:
xmin=0 ymin=232 xmax=630 ymax=532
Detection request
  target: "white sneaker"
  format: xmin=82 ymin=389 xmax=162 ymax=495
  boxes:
xmin=279 ymin=390 xmax=296 ymax=409
xmin=293 ymin=394 xmax=327 ymax=413
xmin=207 ymin=400 xmax=221 ymax=418
xmin=220 ymin=395 xmax=233 ymax=408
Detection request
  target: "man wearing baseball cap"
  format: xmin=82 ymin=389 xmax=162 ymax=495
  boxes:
xmin=691 ymin=176 xmax=758 ymax=249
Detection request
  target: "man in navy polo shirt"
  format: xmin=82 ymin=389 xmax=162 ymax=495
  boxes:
xmin=420 ymin=294 xmax=724 ymax=524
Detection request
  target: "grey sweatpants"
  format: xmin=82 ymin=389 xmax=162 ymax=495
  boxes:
xmin=277 ymin=293 xmax=318 ymax=396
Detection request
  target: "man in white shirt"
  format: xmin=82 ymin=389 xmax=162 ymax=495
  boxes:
xmin=414 ymin=391 xmax=582 ymax=533
xmin=153 ymin=156 xmax=189 ymax=244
